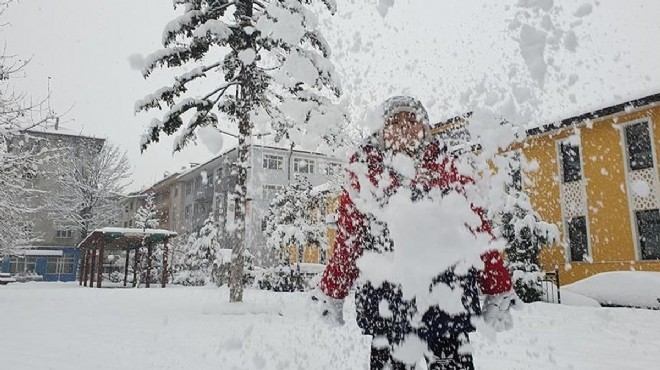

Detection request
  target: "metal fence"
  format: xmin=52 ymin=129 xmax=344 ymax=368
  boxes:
xmin=540 ymin=268 xmax=561 ymax=304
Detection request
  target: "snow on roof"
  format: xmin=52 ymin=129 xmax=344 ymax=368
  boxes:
xmin=24 ymin=124 xmax=103 ymax=141
xmin=564 ymin=271 xmax=660 ymax=309
xmin=14 ymin=249 xmax=64 ymax=257
xmin=97 ymin=227 xmax=178 ymax=237
xmin=311 ymin=181 xmax=340 ymax=196
xmin=297 ymin=263 xmax=326 ymax=274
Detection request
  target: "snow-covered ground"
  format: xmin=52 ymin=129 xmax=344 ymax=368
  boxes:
xmin=1 ymin=283 xmax=659 ymax=370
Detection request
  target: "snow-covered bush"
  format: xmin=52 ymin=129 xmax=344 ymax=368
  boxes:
xmin=492 ymin=153 xmax=559 ymax=303
xmin=174 ymin=215 xmax=226 ymax=286
xmin=264 ymin=174 xmax=327 ymax=264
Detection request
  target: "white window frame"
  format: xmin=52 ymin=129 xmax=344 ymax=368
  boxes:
xmin=293 ymin=157 xmax=315 ymax=174
xmin=55 ymin=228 xmax=72 ymax=239
xmin=618 ymin=117 xmax=660 ymax=261
xmin=263 ymin=154 xmax=284 ymax=171
xmin=262 ymin=184 xmax=284 ymax=199
xmin=325 ymin=162 xmax=343 ymax=176
xmin=556 ymin=136 xmax=592 ymax=263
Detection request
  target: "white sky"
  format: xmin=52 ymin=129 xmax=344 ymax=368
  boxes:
xmin=3 ymin=0 xmax=659 ymax=191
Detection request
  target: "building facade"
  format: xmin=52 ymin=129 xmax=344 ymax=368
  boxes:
xmin=1 ymin=127 xmax=105 ymax=282
xmin=521 ymin=93 xmax=660 ymax=284
xmin=165 ymin=144 xmax=343 ymax=267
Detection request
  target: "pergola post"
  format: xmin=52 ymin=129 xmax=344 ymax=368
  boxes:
xmin=89 ymin=248 xmax=97 ymax=288
xmin=78 ymin=249 xmax=86 ymax=285
xmin=123 ymin=249 xmax=130 ymax=287
xmin=83 ymin=250 xmax=91 ymax=287
xmin=161 ymin=237 xmax=169 ymax=288
xmin=133 ymin=247 xmax=140 ymax=288
xmin=146 ymin=244 xmax=153 ymax=288
xmin=96 ymin=236 xmax=105 ymax=288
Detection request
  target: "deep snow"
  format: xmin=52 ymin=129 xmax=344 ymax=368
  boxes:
xmin=1 ymin=283 xmax=659 ymax=370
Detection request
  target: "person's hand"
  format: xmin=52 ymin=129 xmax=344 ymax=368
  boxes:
xmin=310 ymin=289 xmax=345 ymax=326
xmin=482 ymin=290 xmax=523 ymax=332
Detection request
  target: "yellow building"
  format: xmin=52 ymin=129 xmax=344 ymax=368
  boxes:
xmin=517 ymin=93 xmax=660 ymax=284
xmin=432 ymin=93 xmax=660 ymax=284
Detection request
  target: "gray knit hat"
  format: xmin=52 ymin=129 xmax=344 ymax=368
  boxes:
xmin=381 ymin=96 xmax=430 ymax=126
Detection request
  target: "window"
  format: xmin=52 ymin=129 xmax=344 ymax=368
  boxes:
xmin=294 ymin=158 xmax=315 ymax=174
xmin=325 ymin=162 xmax=343 ymax=176
xmin=560 ymin=142 xmax=582 ymax=183
xmin=262 ymin=184 xmax=283 ymax=199
xmin=215 ymin=167 xmax=223 ymax=181
xmin=263 ymin=154 xmax=284 ymax=170
xmin=625 ymin=121 xmax=654 ymax=171
xmin=9 ymin=257 xmax=37 ymax=273
xmin=185 ymin=182 xmax=192 ymax=196
xmin=636 ymin=209 xmax=660 ymax=260
xmin=207 ymin=172 xmax=214 ymax=187
xmin=174 ymin=187 xmax=178 ymax=197
xmin=56 ymin=229 xmax=72 ymax=239
xmin=46 ymin=255 xmax=74 ymax=274
xmin=20 ymin=222 xmax=33 ymax=236
xmin=194 ymin=177 xmax=201 ymax=190
xmin=261 ymin=218 xmax=268 ymax=231
xmin=567 ymin=216 xmax=589 ymax=262
xmin=185 ymin=205 xmax=192 ymax=221
xmin=507 ymin=152 xmax=523 ymax=191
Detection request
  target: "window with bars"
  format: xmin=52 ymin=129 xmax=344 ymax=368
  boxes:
xmin=294 ymin=158 xmax=315 ymax=174
xmin=625 ymin=121 xmax=654 ymax=171
xmin=46 ymin=255 xmax=75 ymax=274
xmin=325 ymin=162 xmax=343 ymax=176
xmin=567 ymin=216 xmax=589 ymax=262
xmin=560 ymin=142 xmax=582 ymax=183
xmin=215 ymin=167 xmax=223 ymax=182
xmin=9 ymin=257 xmax=37 ymax=273
xmin=636 ymin=209 xmax=660 ymax=260
xmin=56 ymin=229 xmax=72 ymax=239
xmin=262 ymin=184 xmax=283 ymax=200
xmin=263 ymin=154 xmax=284 ymax=170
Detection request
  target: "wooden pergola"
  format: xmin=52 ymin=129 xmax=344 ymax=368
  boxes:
xmin=77 ymin=227 xmax=178 ymax=288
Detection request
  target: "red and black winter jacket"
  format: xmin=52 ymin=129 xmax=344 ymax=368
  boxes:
xmin=319 ymin=141 xmax=512 ymax=301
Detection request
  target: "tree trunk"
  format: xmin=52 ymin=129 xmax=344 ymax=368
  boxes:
xmin=229 ymin=0 xmax=255 ymax=303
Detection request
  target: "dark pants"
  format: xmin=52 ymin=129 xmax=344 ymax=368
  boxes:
xmin=370 ymin=335 xmax=474 ymax=370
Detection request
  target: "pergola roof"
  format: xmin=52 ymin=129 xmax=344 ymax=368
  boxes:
xmin=78 ymin=227 xmax=178 ymax=251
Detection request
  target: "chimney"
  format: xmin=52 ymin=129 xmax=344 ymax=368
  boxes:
xmin=54 ymin=117 xmax=59 ymax=131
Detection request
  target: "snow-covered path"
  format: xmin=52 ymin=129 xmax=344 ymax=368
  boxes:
xmin=1 ymin=283 xmax=658 ymax=370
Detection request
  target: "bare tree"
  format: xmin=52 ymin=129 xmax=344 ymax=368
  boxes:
xmin=48 ymin=141 xmax=132 ymax=239
xmin=0 ymin=1 xmax=60 ymax=254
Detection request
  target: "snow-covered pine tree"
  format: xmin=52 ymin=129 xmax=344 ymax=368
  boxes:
xmin=133 ymin=191 xmax=163 ymax=284
xmin=135 ymin=192 xmax=160 ymax=230
xmin=137 ymin=0 xmax=342 ymax=302
xmin=264 ymin=174 xmax=326 ymax=265
xmin=496 ymin=153 xmax=558 ymax=303
xmin=177 ymin=214 xmax=223 ymax=286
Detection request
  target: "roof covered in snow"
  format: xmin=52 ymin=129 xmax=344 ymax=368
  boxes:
xmin=78 ymin=227 xmax=178 ymax=250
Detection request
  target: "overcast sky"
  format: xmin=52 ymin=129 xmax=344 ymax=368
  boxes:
xmin=3 ymin=0 xmax=659 ymax=191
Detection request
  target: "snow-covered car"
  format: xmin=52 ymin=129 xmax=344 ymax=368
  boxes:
xmin=0 ymin=272 xmax=16 ymax=285
xmin=13 ymin=272 xmax=44 ymax=283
